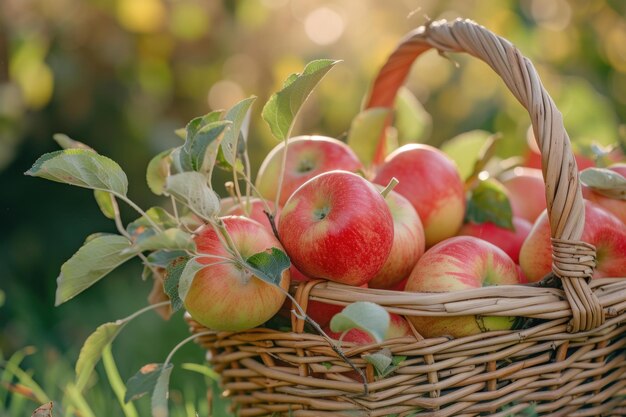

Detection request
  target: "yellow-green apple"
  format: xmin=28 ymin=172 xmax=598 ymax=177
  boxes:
xmin=519 ymin=200 xmax=626 ymax=282
xmin=368 ymin=188 xmax=425 ymax=289
xmin=405 ymin=236 xmax=520 ymax=338
xmin=324 ymin=313 xmax=413 ymax=343
xmin=255 ymin=135 xmax=362 ymax=206
xmin=500 ymin=167 xmax=546 ymax=223
xmin=184 ymin=216 xmax=290 ymax=331
xmin=581 ymin=163 xmax=626 ymax=224
xmin=226 ymin=197 xmax=279 ymax=234
xmin=373 ymin=144 xmax=465 ymax=247
xmin=457 ymin=217 xmax=532 ymax=263
xmin=278 ymin=170 xmax=393 ymax=286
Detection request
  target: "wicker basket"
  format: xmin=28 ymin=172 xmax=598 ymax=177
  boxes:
xmin=186 ymin=19 xmax=626 ymax=417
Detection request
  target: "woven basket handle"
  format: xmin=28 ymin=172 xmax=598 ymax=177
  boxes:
xmin=365 ymin=18 xmax=604 ymax=333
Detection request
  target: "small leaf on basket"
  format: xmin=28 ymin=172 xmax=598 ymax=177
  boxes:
xmin=465 ymin=178 xmax=514 ymax=230
xmin=25 ymin=149 xmax=129 ymax=197
xmin=262 ymin=59 xmax=339 ymax=141
xmin=346 ymin=107 xmax=392 ymax=168
xmin=362 ymin=348 xmax=392 ymax=376
xmin=580 ymin=167 xmax=626 ymax=200
xmin=75 ymin=321 xmax=126 ymax=392
xmin=164 ymin=172 xmax=220 ymax=221
xmin=124 ymin=363 xmax=172 ymax=403
xmin=329 ymin=302 xmax=390 ymax=343
xmin=146 ymin=149 xmax=173 ymax=195
xmin=55 ymin=234 xmax=135 ymax=306
xmin=244 ymin=247 xmax=291 ymax=287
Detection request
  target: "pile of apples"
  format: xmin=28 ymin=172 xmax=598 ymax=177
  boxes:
xmin=187 ymin=134 xmax=626 ymax=343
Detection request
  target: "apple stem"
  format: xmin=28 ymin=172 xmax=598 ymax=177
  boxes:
xmin=117 ymin=301 xmax=171 ymax=325
xmin=264 ymin=210 xmax=283 ymax=244
xmin=163 ymin=330 xmax=215 ymax=369
xmin=380 ymin=177 xmax=399 ymax=199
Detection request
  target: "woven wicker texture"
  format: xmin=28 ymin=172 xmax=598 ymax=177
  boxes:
xmin=188 ymin=19 xmax=626 ymax=416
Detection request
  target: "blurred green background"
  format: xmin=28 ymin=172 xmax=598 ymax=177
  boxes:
xmin=1 ymin=0 xmax=625 ymax=415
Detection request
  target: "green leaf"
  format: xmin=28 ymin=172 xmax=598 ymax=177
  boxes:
xmin=580 ymin=167 xmax=626 ymax=200
xmin=162 ymin=256 xmax=191 ymax=313
xmin=221 ymin=96 xmax=257 ymax=167
xmin=180 ymin=363 xmax=220 ymax=380
xmin=53 ymin=133 xmax=94 ymax=151
xmin=391 ymin=355 xmax=407 ymax=366
xmin=394 ymin=87 xmax=432 ymax=144
xmin=75 ymin=321 xmax=126 ymax=392
xmin=441 ymin=130 xmax=492 ymax=180
xmin=151 ymin=364 xmax=174 ymax=417
xmin=262 ymin=59 xmax=339 ymax=140
xmin=56 ymin=235 xmax=135 ymax=306
xmin=177 ymin=257 xmax=206 ymax=305
xmin=184 ymin=111 xmax=223 ymax=141
xmin=182 ymin=120 xmax=232 ymax=173
xmin=330 ymin=302 xmax=390 ymax=343
xmin=465 ymin=178 xmax=514 ymax=229
xmin=146 ymin=149 xmax=173 ymax=195
xmin=25 ymin=149 xmax=128 ymax=196
xmin=124 ymin=229 xmax=195 ymax=254
xmin=362 ymin=349 xmax=392 ymax=376
xmin=244 ymin=247 xmax=290 ymax=287
xmin=346 ymin=107 xmax=392 ymax=168
xmin=93 ymin=190 xmax=115 ymax=219
xmin=124 ymin=363 xmax=172 ymax=403
xmin=146 ymin=250 xmax=188 ymax=267
xmin=126 ymin=207 xmax=178 ymax=242
xmin=164 ymin=172 xmax=220 ymax=221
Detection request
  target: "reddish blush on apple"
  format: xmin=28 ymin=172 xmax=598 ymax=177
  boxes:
xmin=457 ymin=217 xmax=532 ymax=263
xmin=500 ymin=167 xmax=547 ymax=223
xmin=184 ymin=216 xmax=290 ymax=332
xmin=278 ymin=170 xmax=394 ymax=286
xmin=519 ymin=200 xmax=626 ymax=282
xmin=255 ymin=135 xmax=362 ymax=206
xmin=405 ymin=236 xmax=520 ymax=339
xmin=373 ymin=144 xmax=465 ymax=247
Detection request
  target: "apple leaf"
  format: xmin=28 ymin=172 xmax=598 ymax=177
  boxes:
xmin=52 ymin=133 xmax=94 ymax=151
xmin=162 ymin=256 xmax=190 ymax=313
xmin=164 ymin=172 xmax=220 ymax=221
xmin=244 ymin=247 xmax=290 ymax=287
xmin=363 ymin=348 xmax=392 ymax=376
xmin=25 ymin=149 xmax=128 ymax=197
xmin=346 ymin=107 xmax=392 ymax=168
xmin=394 ymin=87 xmax=432 ymax=145
xmin=221 ymin=96 xmax=256 ymax=167
xmin=124 ymin=363 xmax=172 ymax=403
xmin=182 ymin=120 xmax=232 ymax=173
xmin=75 ymin=321 xmax=126 ymax=392
xmin=440 ymin=130 xmax=492 ymax=180
xmin=176 ymin=257 xmax=206 ymax=305
xmin=184 ymin=111 xmax=223 ymax=141
xmin=124 ymin=229 xmax=195 ymax=254
xmin=330 ymin=302 xmax=390 ymax=344
xmin=262 ymin=59 xmax=339 ymax=141
xmin=55 ymin=235 xmax=135 ymax=306
xmin=146 ymin=149 xmax=173 ymax=195
xmin=126 ymin=207 xmax=178 ymax=243
xmin=151 ymin=364 xmax=173 ymax=417
xmin=580 ymin=167 xmax=626 ymax=200
xmin=93 ymin=190 xmax=115 ymax=219
xmin=465 ymin=178 xmax=514 ymax=230
xmin=147 ymin=250 xmax=188 ymax=268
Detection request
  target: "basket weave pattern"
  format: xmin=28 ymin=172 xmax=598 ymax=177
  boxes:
xmin=187 ymin=19 xmax=626 ymax=416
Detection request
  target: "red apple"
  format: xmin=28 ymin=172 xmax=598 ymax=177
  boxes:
xmin=519 ymin=200 xmax=626 ymax=282
xmin=500 ymin=167 xmax=547 ymax=223
xmin=278 ymin=170 xmax=393 ymax=286
xmin=405 ymin=236 xmax=520 ymax=338
xmin=373 ymin=144 xmax=465 ymax=247
xmin=457 ymin=217 xmax=532 ymax=263
xmin=226 ymin=198 xmax=279 ymax=234
xmin=255 ymin=135 xmax=363 ymax=206
xmin=184 ymin=216 xmax=290 ymax=331
xmin=305 ymin=283 xmax=368 ymax=328
xmin=523 ymin=128 xmax=595 ymax=171
xmin=581 ymin=163 xmax=626 ymax=224
xmin=368 ymin=188 xmax=425 ymax=289
xmin=324 ymin=313 xmax=413 ymax=343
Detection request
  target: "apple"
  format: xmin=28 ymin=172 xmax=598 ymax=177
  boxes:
xmin=324 ymin=313 xmax=413 ymax=343
xmin=278 ymin=170 xmax=394 ymax=286
xmin=405 ymin=236 xmax=520 ymax=339
xmin=184 ymin=216 xmax=290 ymax=331
xmin=523 ymin=128 xmax=595 ymax=171
xmin=368 ymin=188 xmax=425 ymax=289
xmin=255 ymin=135 xmax=363 ymax=206
xmin=305 ymin=283 xmax=369 ymax=327
xmin=500 ymin=167 xmax=547 ymax=223
xmin=519 ymin=200 xmax=626 ymax=282
xmin=373 ymin=144 xmax=465 ymax=247
xmin=457 ymin=217 xmax=532 ymax=263
xmin=581 ymin=163 xmax=626 ymax=224
xmin=226 ymin=197 xmax=279 ymax=234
